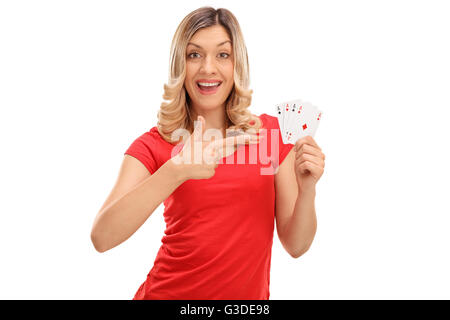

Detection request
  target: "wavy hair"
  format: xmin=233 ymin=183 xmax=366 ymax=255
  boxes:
xmin=156 ymin=6 xmax=262 ymax=144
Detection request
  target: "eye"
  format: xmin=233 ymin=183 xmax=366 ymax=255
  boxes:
xmin=219 ymin=52 xmax=230 ymax=58
xmin=188 ymin=52 xmax=200 ymax=58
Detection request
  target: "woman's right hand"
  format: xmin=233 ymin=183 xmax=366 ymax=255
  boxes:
xmin=170 ymin=115 xmax=260 ymax=180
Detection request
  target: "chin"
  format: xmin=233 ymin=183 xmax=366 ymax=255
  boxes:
xmin=197 ymin=100 xmax=226 ymax=110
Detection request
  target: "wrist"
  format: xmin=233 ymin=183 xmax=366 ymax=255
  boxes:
xmin=298 ymin=186 xmax=316 ymax=197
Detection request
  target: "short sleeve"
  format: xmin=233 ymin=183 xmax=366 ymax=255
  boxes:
xmin=124 ymin=132 xmax=158 ymax=174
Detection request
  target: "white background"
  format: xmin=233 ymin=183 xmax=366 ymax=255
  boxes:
xmin=1 ymin=0 xmax=449 ymax=299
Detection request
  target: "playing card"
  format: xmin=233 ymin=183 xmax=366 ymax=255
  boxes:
xmin=275 ymin=100 xmax=290 ymax=144
xmin=274 ymin=98 xmax=323 ymax=144
xmin=292 ymin=101 xmax=320 ymax=140
xmin=282 ymin=101 xmax=290 ymax=140
xmin=308 ymin=109 xmax=322 ymax=138
xmin=285 ymin=100 xmax=305 ymax=144
xmin=275 ymin=103 xmax=285 ymax=142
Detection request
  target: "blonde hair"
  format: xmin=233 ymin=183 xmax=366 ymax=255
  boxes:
xmin=156 ymin=6 xmax=262 ymax=144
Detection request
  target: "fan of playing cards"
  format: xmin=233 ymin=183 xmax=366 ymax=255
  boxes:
xmin=276 ymin=99 xmax=323 ymax=144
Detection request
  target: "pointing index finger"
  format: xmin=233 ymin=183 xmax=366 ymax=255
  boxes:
xmin=225 ymin=134 xmax=259 ymax=146
xmin=207 ymin=134 xmax=258 ymax=150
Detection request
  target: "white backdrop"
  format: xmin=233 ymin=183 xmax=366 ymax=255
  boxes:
xmin=1 ymin=0 xmax=449 ymax=299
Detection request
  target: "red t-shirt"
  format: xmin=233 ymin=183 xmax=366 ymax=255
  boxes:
xmin=124 ymin=113 xmax=293 ymax=300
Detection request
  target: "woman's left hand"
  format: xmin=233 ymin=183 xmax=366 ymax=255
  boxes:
xmin=294 ymin=136 xmax=325 ymax=192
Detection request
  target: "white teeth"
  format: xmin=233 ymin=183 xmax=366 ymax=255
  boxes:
xmin=197 ymin=82 xmax=220 ymax=87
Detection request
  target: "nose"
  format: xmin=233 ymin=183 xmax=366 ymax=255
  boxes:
xmin=199 ymin=55 xmax=218 ymax=74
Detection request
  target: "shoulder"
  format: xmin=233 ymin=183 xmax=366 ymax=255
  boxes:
xmin=133 ymin=126 xmax=166 ymax=146
xmin=257 ymin=113 xmax=279 ymax=130
xmin=125 ymin=126 xmax=171 ymax=157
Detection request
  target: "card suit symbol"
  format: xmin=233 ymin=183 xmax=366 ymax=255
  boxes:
xmin=302 ymin=123 xmax=308 ymax=130
xmin=285 ymin=104 xmax=289 ymax=111
xmin=317 ymin=112 xmax=322 ymax=120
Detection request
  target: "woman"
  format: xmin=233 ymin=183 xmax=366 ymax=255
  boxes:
xmin=90 ymin=6 xmax=325 ymax=300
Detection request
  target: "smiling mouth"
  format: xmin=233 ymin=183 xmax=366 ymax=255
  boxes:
xmin=196 ymin=82 xmax=222 ymax=94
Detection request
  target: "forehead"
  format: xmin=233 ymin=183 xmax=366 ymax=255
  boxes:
xmin=188 ymin=25 xmax=232 ymax=48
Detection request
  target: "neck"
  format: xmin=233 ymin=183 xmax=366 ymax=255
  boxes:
xmin=190 ymin=105 xmax=228 ymax=138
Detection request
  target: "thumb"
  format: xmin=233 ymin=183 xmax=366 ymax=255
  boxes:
xmin=193 ymin=115 xmax=205 ymax=142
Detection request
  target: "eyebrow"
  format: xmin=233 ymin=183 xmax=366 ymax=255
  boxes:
xmin=187 ymin=40 xmax=232 ymax=49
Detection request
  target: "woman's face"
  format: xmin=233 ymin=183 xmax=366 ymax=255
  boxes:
xmin=184 ymin=25 xmax=234 ymax=114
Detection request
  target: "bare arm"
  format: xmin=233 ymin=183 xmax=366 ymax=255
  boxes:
xmin=90 ymin=155 xmax=186 ymax=253
xmin=91 ymin=115 xmax=258 ymax=253
xmin=275 ymin=148 xmax=317 ymax=258
xmin=275 ymin=136 xmax=325 ymax=258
